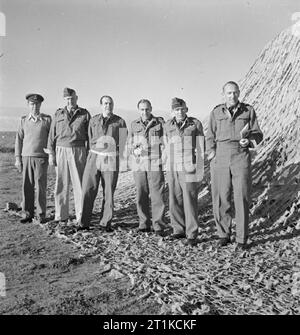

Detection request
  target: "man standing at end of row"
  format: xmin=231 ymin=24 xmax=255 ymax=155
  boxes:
xmin=207 ymin=81 xmax=263 ymax=250
xmin=77 ymin=96 xmax=127 ymax=232
xmin=131 ymin=99 xmax=167 ymax=236
xmin=15 ymin=94 xmax=51 ymax=224
xmin=47 ymin=87 xmax=90 ymax=223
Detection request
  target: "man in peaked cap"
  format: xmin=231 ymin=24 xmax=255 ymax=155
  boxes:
xmin=15 ymin=93 xmax=51 ymax=223
xmin=163 ymin=97 xmax=205 ymax=246
xmin=206 ymin=81 xmax=263 ymax=251
xmin=47 ymin=87 xmax=91 ymax=223
xmin=130 ymin=99 xmax=167 ymax=236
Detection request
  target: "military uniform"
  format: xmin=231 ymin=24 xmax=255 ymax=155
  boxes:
xmin=15 ymin=94 xmax=51 ymax=221
xmin=206 ymin=102 xmax=263 ymax=244
xmin=47 ymin=93 xmax=90 ymax=222
xmin=78 ymin=113 xmax=127 ymax=229
xmin=131 ymin=115 xmax=166 ymax=232
xmin=164 ymin=115 xmax=205 ymax=240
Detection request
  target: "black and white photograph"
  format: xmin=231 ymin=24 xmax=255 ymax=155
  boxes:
xmin=0 ymin=0 xmax=299 ymax=319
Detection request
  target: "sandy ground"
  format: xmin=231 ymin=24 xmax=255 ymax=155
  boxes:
xmin=0 ymin=152 xmax=159 ymax=315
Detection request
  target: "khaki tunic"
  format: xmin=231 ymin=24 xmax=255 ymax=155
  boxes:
xmin=130 ymin=116 xmax=166 ymax=231
xmin=164 ymin=116 xmax=205 ymax=239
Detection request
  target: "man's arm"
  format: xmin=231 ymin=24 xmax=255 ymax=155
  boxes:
xmin=248 ymin=107 xmax=263 ymax=145
xmin=14 ymin=118 xmax=24 ymax=172
xmin=119 ymin=119 xmax=128 ymax=160
xmin=206 ymin=110 xmax=217 ymax=160
xmin=47 ymin=111 xmax=57 ymax=166
xmin=85 ymin=110 xmax=91 ymax=152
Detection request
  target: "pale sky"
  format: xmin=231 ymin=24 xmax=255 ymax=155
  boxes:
xmin=0 ymin=0 xmax=299 ymax=125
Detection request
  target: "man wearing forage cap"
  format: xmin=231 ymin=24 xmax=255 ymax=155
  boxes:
xmin=15 ymin=93 xmax=51 ymax=223
xmin=47 ymin=87 xmax=91 ymax=223
xmin=163 ymin=97 xmax=205 ymax=246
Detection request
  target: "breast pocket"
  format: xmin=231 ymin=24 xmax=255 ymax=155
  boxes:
xmin=215 ymin=116 xmax=230 ymax=139
xmin=235 ymin=116 xmax=249 ymax=127
xmin=56 ymin=118 xmax=67 ymax=134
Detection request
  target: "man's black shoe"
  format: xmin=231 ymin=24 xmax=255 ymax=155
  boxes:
xmin=76 ymin=226 xmax=90 ymax=232
xmin=20 ymin=217 xmax=33 ymax=224
xmin=100 ymin=225 xmax=114 ymax=233
xmin=137 ymin=227 xmax=152 ymax=233
xmin=36 ymin=216 xmax=46 ymax=224
xmin=170 ymin=233 xmax=186 ymax=240
xmin=235 ymin=243 xmax=248 ymax=251
xmin=154 ymin=230 xmax=164 ymax=237
xmin=184 ymin=238 xmax=198 ymax=247
xmin=217 ymin=237 xmax=230 ymax=248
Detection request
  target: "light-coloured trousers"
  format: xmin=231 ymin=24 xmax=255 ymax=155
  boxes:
xmin=22 ymin=156 xmax=48 ymax=218
xmin=54 ymin=146 xmax=87 ymax=221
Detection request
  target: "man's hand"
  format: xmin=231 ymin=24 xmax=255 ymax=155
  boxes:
xmin=48 ymin=154 xmax=56 ymax=166
xmin=133 ymin=147 xmax=142 ymax=157
xmin=207 ymin=151 xmax=216 ymax=161
xmin=239 ymin=138 xmax=250 ymax=148
xmin=15 ymin=158 xmax=22 ymax=173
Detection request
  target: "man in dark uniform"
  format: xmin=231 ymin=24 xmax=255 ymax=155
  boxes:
xmin=131 ymin=99 xmax=167 ymax=236
xmin=206 ymin=81 xmax=263 ymax=250
xmin=164 ymin=98 xmax=205 ymax=246
xmin=47 ymin=87 xmax=90 ymax=223
xmin=15 ymin=94 xmax=51 ymax=223
xmin=77 ymin=96 xmax=127 ymax=231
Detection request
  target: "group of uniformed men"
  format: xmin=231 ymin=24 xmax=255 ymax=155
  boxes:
xmin=15 ymin=81 xmax=263 ymax=250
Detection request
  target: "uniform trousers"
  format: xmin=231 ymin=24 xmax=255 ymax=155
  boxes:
xmin=167 ymin=169 xmax=200 ymax=239
xmin=79 ymin=152 xmax=119 ymax=228
xmin=133 ymin=168 xmax=166 ymax=231
xmin=54 ymin=146 xmax=87 ymax=221
xmin=22 ymin=156 xmax=48 ymax=218
xmin=210 ymin=142 xmax=251 ymax=244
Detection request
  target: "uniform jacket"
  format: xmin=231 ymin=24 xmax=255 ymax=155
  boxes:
xmin=88 ymin=113 xmax=127 ymax=157
xmin=163 ymin=116 xmax=205 ymax=174
xmin=206 ymin=102 xmax=263 ymax=156
xmin=47 ymin=106 xmax=90 ymax=154
xmin=130 ymin=115 xmax=165 ymax=163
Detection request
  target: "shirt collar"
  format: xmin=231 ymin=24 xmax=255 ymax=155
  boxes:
xmin=28 ymin=113 xmax=41 ymax=122
xmin=140 ymin=114 xmax=153 ymax=125
xmin=173 ymin=115 xmax=188 ymax=128
xmin=225 ymin=102 xmax=240 ymax=114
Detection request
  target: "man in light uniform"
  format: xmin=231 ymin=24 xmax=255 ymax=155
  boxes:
xmin=164 ymin=98 xmax=205 ymax=246
xmin=47 ymin=87 xmax=90 ymax=222
xmin=77 ymin=96 xmax=127 ymax=231
xmin=15 ymin=93 xmax=51 ymax=223
xmin=206 ymin=81 xmax=263 ymax=250
xmin=131 ymin=99 xmax=167 ymax=236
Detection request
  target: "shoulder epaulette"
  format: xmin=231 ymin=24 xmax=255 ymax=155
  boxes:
xmin=156 ymin=116 xmax=165 ymax=123
xmin=212 ymin=104 xmax=224 ymax=111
